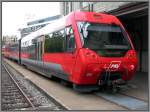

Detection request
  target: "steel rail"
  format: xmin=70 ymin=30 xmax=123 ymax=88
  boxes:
xmin=2 ymin=62 xmax=36 ymax=109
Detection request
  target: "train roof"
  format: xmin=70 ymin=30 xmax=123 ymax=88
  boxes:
xmin=74 ymin=11 xmax=120 ymax=24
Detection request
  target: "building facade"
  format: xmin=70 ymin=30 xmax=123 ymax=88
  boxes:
xmin=2 ymin=35 xmax=18 ymax=45
xmin=60 ymin=2 xmax=131 ymax=15
xmin=60 ymin=2 xmax=148 ymax=72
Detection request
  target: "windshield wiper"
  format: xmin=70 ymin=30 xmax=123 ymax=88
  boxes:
xmin=104 ymin=45 xmax=129 ymax=50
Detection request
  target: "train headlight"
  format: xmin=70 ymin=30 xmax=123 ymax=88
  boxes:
xmin=130 ymin=65 xmax=135 ymax=71
xmin=126 ymin=50 xmax=137 ymax=59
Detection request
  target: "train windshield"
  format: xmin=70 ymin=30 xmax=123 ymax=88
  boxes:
xmin=77 ymin=21 xmax=131 ymax=57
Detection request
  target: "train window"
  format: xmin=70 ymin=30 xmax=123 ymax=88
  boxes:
xmin=54 ymin=30 xmax=65 ymax=52
xmin=77 ymin=21 xmax=132 ymax=57
xmin=44 ymin=29 xmax=65 ymax=53
xmin=77 ymin=22 xmax=131 ymax=49
xmin=28 ymin=44 xmax=36 ymax=60
xmin=66 ymin=26 xmax=76 ymax=52
xmin=44 ymin=34 xmax=51 ymax=52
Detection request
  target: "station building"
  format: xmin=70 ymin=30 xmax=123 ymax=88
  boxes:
xmin=60 ymin=2 xmax=148 ymax=73
xmin=2 ymin=35 xmax=18 ymax=45
xmin=19 ymin=15 xmax=62 ymax=38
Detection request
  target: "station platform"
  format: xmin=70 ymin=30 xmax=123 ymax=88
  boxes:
xmin=121 ymin=71 xmax=148 ymax=101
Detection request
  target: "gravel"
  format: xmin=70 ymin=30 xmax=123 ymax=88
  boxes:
xmin=3 ymin=63 xmax=66 ymax=110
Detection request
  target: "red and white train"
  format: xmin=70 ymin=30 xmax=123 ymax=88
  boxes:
xmin=3 ymin=11 xmax=138 ymax=92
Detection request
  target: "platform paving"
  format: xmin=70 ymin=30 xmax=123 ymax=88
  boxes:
xmin=120 ymin=72 xmax=148 ymax=101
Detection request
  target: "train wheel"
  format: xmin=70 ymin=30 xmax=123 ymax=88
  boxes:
xmin=60 ymin=80 xmax=72 ymax=87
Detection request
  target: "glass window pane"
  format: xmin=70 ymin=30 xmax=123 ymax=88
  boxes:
xmin=66 ymin=27 xmax=76 ymax=51
xmin=44 ymin=29 xmax=65 ymax=53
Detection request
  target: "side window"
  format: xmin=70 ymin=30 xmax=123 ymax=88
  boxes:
xmin=53 ymin=30 xmax=65 ymax=52
xmin=44 ymin=33 xmax=53 ymax=53
xmin=44 ymin=29 xmax=65 ymax=53
xmin=66 ymin=26 xmax=76 ymax=52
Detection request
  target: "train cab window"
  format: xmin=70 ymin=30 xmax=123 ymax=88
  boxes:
xmin=77 ymin=21 xmax=131 ymax=57
xmin=66 ymin=27 xmax=76 ymax=52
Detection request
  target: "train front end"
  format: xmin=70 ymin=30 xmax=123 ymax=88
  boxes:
xmin=72 ymin=12 xmax=138 ymax=92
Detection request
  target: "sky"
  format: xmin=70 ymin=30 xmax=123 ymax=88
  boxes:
xmin=2 ymin=2 xmax=61 ymax=38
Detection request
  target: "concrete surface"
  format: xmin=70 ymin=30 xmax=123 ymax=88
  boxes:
xmin=120 ymin=72 xmax=148 ymax=101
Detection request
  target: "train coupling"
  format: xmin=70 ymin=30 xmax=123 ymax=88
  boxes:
xmin=98 ymin=78 xmax=127 ymax=93
xmin=112 ymin=79 xmax=126 ymax=86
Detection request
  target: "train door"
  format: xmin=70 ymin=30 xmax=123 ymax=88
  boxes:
xmin=63 ymin=26 xmax=77 ymax=79
xmin=37 ymin=41 xmax=42 ymax=60
xmin=36 ymin=36 xmax=44 ymax=60
xmin=18 ymin=39 xmax=21 ymax=64
xmin=36 ymin=36 xmax=44 ymax=73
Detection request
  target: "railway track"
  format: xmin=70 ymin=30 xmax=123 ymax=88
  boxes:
xmin=1 ymin=62 xmax=66 ymax=111
xmin=2 ymin=63 xmax=36 ymax=110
